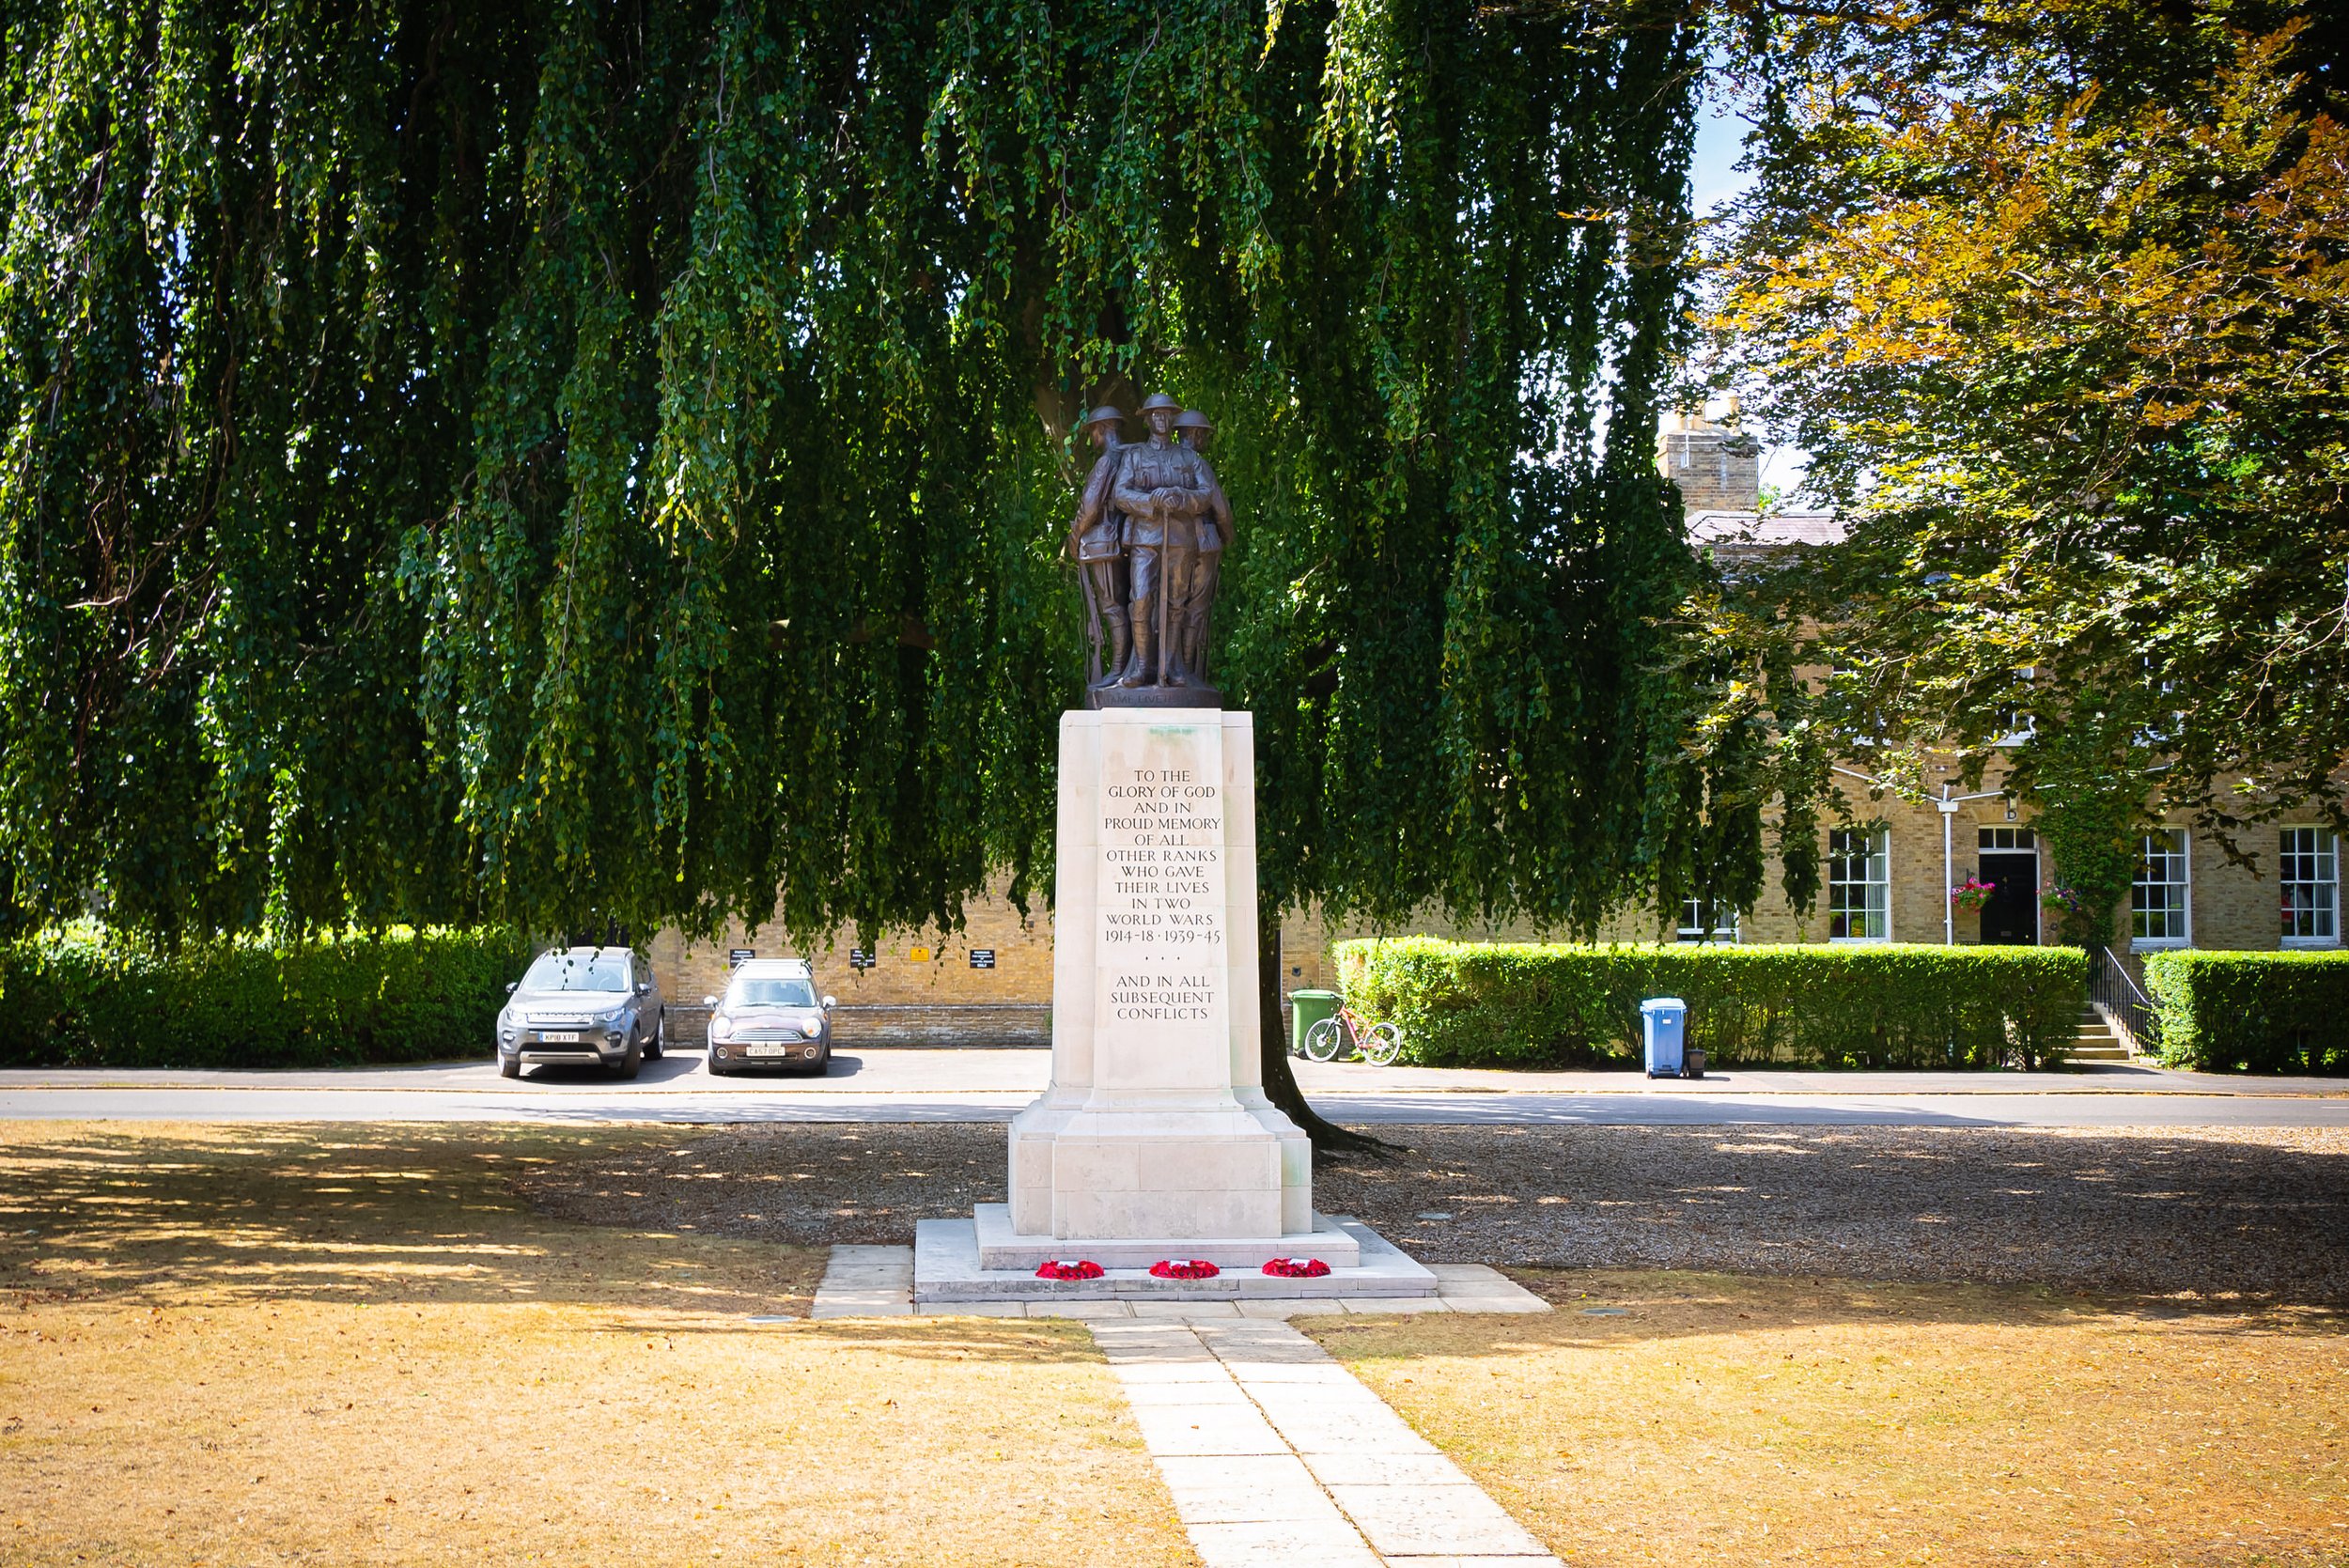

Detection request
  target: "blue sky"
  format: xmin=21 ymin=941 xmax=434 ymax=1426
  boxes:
xmin=1685 ymin=77 xmax=1812 ymax=497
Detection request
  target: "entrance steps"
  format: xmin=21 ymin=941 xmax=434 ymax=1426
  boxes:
xmin=2070 ymin=1004 xmax=2132 ymax=1063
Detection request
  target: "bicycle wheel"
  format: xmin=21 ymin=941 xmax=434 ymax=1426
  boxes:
xmin=1302 ymin=1017 xmax=1345 ymax=1063
xmin=1362 ymin=1023 xmax=1404 ymax=1067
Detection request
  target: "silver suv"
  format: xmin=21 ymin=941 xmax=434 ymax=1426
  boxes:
xmin=496 ymin=947 xmax=666 ymax=1079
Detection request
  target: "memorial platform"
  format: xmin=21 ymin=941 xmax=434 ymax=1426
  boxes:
xmin=913 ymin=1209 xmax=1434 ymax=1303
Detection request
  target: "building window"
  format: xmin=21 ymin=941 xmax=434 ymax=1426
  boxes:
xmin=1828 ymin=829 xmax=1890 ymax=941
xmin=2132 ymin=830 xmax=2190 ymax=947
xmin=1979 ymin=827 xmax=2036 ymax=851
xmin=2280 ymin=828 xmax=2339 ymax=945
xmin=1677 ymin=897 xmax=1737 ymax=943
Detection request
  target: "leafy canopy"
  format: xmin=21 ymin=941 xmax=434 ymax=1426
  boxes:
xmin=1704 ymin=0 xmax=2349 ymax=883
xmin=0 ymin=0 xmax=1719 ymax=946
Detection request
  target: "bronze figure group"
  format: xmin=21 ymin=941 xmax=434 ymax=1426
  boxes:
xmin=1068 ymin=394 xmax=1231 ymax=698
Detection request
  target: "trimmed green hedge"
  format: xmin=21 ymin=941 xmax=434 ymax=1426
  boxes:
xmin=1337 ymin=938 xmax=2087 ymax=1070
xmin=0 ymin=926 xmax=530 ymax=1068
xmin=2141 ymin=950 xmax=2349 ymax=1075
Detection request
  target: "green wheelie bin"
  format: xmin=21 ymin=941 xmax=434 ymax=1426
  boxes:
xmin=1287 ymin=988 xmax=1342 ymax=1058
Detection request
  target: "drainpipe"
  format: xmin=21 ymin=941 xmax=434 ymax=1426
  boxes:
xmin=1937 ymin=784 xmax=2011 ymax=945
xmin=1941 ymin=792 xmax=1955 ymax=945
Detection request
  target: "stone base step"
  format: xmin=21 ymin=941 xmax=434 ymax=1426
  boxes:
xmin=972 ymin=1202 xmax=1360 ymax=1271
xmin=914 ymin=1212 xmax=1437 ymax=1303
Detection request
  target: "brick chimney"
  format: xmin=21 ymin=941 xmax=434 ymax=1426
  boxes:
xmin=1657 ymin=396 xmax=1763 ymax=512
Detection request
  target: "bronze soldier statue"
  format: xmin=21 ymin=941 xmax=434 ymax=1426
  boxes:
xmin=1173 ymin=409 xmax=1231 ymax=687
xmin=1067 ymin=405 xmax=1130 ymax=690
xmin=1112 ymin=394 xmax=1213 ymax=688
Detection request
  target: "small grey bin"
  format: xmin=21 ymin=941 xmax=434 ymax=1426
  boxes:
xmin=1640 ymin=996 xmax=1688 ymax=1079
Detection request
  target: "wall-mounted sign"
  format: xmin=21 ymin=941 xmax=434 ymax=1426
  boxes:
xmin=969 ymin=949 xmax=996 ymax=970
xmin=849 ymin=948 xmax=875 ymax=970
xmin=910 ymin=945 xmax=933 ymax=963
xmin=728 ymin=949 xmax=755 ymax=969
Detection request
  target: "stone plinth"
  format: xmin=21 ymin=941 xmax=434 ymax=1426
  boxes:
xmin=1003 ymin=707 xmax=1316 ymax=1259
xmin=918 ymin=1212 xmax=1425 ymax=1303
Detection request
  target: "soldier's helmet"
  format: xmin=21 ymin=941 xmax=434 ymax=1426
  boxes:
xmin=1137 ymin=393 xmax=1183 ymax=419
xmin=1081 ymin=405 xmax=1126 ymax=430
xmin=1174 ymin=410 xmax=1214 ymax=432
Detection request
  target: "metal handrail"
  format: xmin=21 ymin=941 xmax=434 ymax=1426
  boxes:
xmin=2090 ymin=944 xmax=2159 ymax=1057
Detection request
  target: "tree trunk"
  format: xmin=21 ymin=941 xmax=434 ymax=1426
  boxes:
xmin=1258 ymin=902 xmax=1395 ymax=1156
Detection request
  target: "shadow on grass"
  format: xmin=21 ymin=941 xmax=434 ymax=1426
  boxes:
xmin=1317 ymin=1122 xmax=2349 ymax=1304
xmin=0 ymin=1124 xmax=827 ymax=1313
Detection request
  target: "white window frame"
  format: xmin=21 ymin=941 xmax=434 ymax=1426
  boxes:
xmin=1828 ymin=828 xmax=1891 ymax=943
xmin=1676 ymin=896 xmax=1738 ymax=944
xmin=2279 ymin=827 xmax=2340 ymax=948
xmin=2131 ymin=829 xmax=2192 ymax=950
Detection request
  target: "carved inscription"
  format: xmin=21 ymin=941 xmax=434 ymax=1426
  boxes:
xmin=1096 ymin=750 xmax=1227 ymax=1027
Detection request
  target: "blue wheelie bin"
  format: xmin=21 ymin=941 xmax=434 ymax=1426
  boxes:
xmin=1641 ymin=997 xmax=1688 ymax=1079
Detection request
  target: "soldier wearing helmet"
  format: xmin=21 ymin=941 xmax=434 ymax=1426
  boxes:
xmin=1172 ymin=409 xmax=1230 ymax=686
xmin=1067 ymin=404 xmax=1132 ymax=689
xmin=1112 ymin=394 xmax=1213 ymax=688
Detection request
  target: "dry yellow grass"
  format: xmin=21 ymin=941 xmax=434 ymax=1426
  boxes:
xmin=0 ymin=1124 xmax=1193 ymax=1567
xmin=1313 ymin=1270 xmax=2349 ymax=1567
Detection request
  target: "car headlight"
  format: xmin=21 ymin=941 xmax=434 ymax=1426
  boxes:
xmin=709 ymin=1015 xmax=733 ymax=1043
xmin=801 ymin=1018 xmax=823 ymax=1039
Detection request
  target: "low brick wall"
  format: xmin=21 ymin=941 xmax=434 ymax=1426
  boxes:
xmin=665 ymin=1002 xmax=1050 ymax=1049
xmin=834 ymin=1003 xmax=1050 ymax=1048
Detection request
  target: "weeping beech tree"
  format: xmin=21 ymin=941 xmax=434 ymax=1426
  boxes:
xmin=0 ymin=0 xmax=1750 ymax=1126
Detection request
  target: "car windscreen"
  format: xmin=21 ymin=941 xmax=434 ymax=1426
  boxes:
xmin=728 ymin=976 xmax=817 ymax=1008
xmin=521 ymin=952 xmax=630 ymax=991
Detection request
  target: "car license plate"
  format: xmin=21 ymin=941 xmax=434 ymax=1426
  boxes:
xmin=539 ymin=1032 xmax=581 ymax=1043
xmin=747 ymin=1044 xmax=787 ymax=1058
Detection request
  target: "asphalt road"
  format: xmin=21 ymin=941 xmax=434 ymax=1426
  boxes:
xmin=3 ymin=1048 xmax=2343 ymax=1127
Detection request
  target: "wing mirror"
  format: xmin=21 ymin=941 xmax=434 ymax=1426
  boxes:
xmin=505 ymin=981 xmax=517 ymax=994
xmin=821 ymin=995 xmax=836 ymax=1012
xmin=634 ymin=981 xmax=651 ymax=996
xmin=702 ymin=995 xmax=718 ymax=1008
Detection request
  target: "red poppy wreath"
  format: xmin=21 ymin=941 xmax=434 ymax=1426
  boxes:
xmin=1261 ymin=1257 xmax=1330 ymax=1279
xmin=1148 ymin=1259 xmax=1221 ymax=1281
xmin=1035 ymin=1259 xmax=1103 ymax=1281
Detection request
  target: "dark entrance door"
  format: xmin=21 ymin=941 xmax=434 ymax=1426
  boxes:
xmin=1977 ymin=851 xmax=2040 ymax=944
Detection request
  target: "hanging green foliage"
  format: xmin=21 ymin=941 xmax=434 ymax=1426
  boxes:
xmin=0 ymin=0 xmax=1715 ymax=950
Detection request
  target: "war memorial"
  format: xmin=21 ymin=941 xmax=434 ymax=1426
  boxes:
xmin=915 ymin=395 xmax=1435 ymax=1304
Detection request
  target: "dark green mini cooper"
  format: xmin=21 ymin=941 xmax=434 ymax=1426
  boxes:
xmin=705 ymin=957 xmax=836 ymax=1075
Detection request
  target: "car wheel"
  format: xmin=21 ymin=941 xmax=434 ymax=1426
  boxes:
xmin=615 ymin=1038 xmax=643 ymax=1080
xmin=707 ymin=1048 xmax=729 ymax=1078
xmin=645 ymin=1010 xmax=664 ymax=1061
xmin=809 ymin=1048 xmax=831 ymax=1076
xmin=498 ymin=1053 xmax=521 ymax=1079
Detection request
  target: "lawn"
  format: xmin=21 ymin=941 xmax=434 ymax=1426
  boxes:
xmin=1313 ymin=1269 xmax=2349 ymax=1566
xmin=0 ymin=1124 xmax=1192 ymax=1567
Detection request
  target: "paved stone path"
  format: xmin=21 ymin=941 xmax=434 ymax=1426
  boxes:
xmin=1096 ymin=1317 xmax=1558 ymax=1566
xmin=807 ymin=1246 xmax=1559 ymax=1563
xmin=808 ymin=1243 xmax=915 ymax=1318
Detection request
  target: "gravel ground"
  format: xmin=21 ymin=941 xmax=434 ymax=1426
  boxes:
xmin=517 ymin=1121 xmax=2349 ymax=1303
